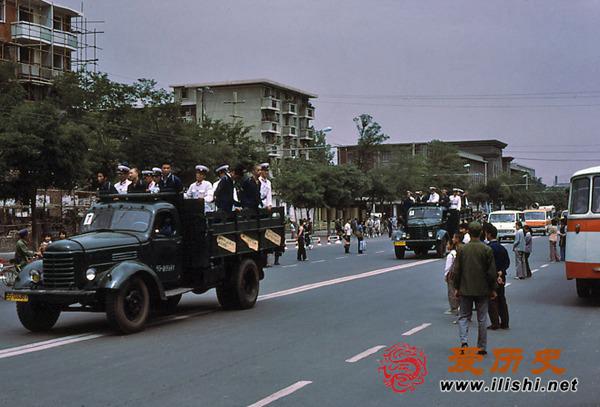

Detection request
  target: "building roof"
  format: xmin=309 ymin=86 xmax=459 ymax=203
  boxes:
xmin=337 ymin=139 xmax=508 ymax=149
xmin=25 ymin=0 xmax=82 ymax=16
xmin=458 ymin=151 xmax=487 ymax=163
xmin=169 ymin=79 xmax=318 ymax=98
xmin=572 ymin=166 xmax=600 ymax=178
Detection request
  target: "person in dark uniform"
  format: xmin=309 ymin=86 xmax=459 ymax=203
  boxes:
xmin=485 ymin=225 xmax=510 ymax=330
xmin=213 ymin=164 xmax=235 ymax=211
xmin=97 ymin=171 xmax=117 ymax=195
xmin=232 ymin=164 xmax=261 ymax=210
xmin=159 ymin=161 xmax=183 ymax=193
xmin=401 ymin=191 xmax=415 ymax=227
xmin=127 ymin=168 xmax=147 ymax=193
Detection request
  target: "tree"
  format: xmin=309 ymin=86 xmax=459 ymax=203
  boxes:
xmin=273 ymin=159 xmax=325 ymax=218
xmin=308 ymin=127 xmax=334 ymax=165
xmin=423 ymin=140 xmax=466 ymax=190
xmin=353 ymin=114 xmax=389 ymax=171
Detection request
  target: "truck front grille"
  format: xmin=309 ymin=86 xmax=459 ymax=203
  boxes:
xmin=408 ymin=226 xmax=428 ymax=240
xmin=43 ymin=253 xmax=76 ymax=288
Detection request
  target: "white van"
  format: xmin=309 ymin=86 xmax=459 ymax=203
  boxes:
xmin=488 ymin=210 xmax=523 ymax=242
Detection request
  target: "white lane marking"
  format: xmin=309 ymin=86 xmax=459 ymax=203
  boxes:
xmin=357 ymin=254 xmax=367 ymax=257
xmin=345 ymin=345 xmax=386 ymax=363
xmin=402 ymin=323 xmax=432 ymax=336
xmin=335 ymin=256 xmax=347 ymax=259
xmin=311 ymin=260 xmax=326 ymax=264
xmin=540 ymin=264 xmax=549 ymax=268
xmin=0 ymin=333 xmax=104 ymax=360
xmin=248 ymin=380 xmax=312 ymax=407
xmin=376 ymin=250 xmax=385 ymax=254
xmin=282 ymin=264 xmax=298 ymax=268
xmin=0 ymin=333 xmax=95 ymax=356
xmin=258 ymin=259 xmax=439 ymax=301
xmin=505 ymin=282 xmax=512 ymax=287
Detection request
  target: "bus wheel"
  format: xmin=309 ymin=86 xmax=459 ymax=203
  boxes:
xmin=576 ymin=279 xmax=592 ymax=298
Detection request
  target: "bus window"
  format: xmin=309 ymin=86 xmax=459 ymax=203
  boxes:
xmin=593 ymin=176 xmax=600 ymax=213
xmin=570 ymin=177 xmax=590 ymax=214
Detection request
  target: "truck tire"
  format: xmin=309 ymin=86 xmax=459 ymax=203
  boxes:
xmin=394 ymin=247 xmax=405 ymax=259
xmin=436 ymin=237 xmax=448 ymax=258
xmin=217 ymin=258 xmax=260 ymax=310
xmin=576 ymin=279 xmax=592 ymax=298
xmin=106 ymin=276 xmax=150 ymax=334
xmin=16 ymin=302 xmax=61 ymax=332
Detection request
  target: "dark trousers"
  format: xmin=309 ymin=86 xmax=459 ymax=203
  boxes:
xmin=488 ymin=284 xmax=509 ymax=328
xmin=447 ymin=209 xmax=459 ymax=238
xmin=524 ymin=253 xmax=532 ymax=277
xmin=344 ymin=236 xmax=350 ymax=253
xmin=297 ymin=241 xmax=306 ymax=261
xmin=357 ymin=238 xmax=364 ymax=254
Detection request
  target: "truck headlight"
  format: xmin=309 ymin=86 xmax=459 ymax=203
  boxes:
xmin=401 ymin=233 xmax=407 ymax=239
xmin=29 ymin=269 xmax=42 ymax=284
xmin=428 ymin=231 xmax=434 ymax=238
xmin=405 ymin=233 xmax=410 ymax=239
xmin=85 ymin=268 xmax=97 ymax=281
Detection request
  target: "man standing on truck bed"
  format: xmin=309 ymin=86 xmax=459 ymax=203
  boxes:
xmin=97 ymin=170 xmax=118 ymax=195
xmin=214 ymin=164 xmax=235 ymax=211
xmin=159 ymin=161 xmax=183 ymax=193
xmin=186 ymin=165 xmax=214 ymax=212
xmin=232 ymin=164 xmax=261 ymax=211
xmin=114 ymin=164 xmax=132 ymax=194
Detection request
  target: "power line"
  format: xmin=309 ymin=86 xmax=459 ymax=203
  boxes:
xmin=320 ymin=90 xmax=600 ymax=99
xmin=511 ymin=157 xmax=600 ymax=162
xmin=315 ymin=100 xmax=600 ymax=109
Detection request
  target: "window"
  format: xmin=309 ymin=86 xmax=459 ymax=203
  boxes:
xmin=180 ymin=87 xmax=188 ymax=99
xmin=19 ymin=7 xmax=33 ymax=23
xmin=53 ymin=16 xmax=63 ymax=31
xmin=0 ymin=1 xmax=5 ymax=22
xmin=570 ymin=177 xmax=590 ymax=214
xmin=592 ymin=176 xmax=600 ymax=213
xmin=53 ymin=54 xmax=63 ymax=69
xmin=19 ymin=47 xmax=32 ymax=63
xmin=284 ymin=116 xmax=289 ymax=126
xmin=275 ymin=113 xmax=280 ymax=122
xmin=263 ymin=87 xmax=271 ymax=97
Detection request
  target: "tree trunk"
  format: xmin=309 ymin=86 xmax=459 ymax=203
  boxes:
xmin=326 ymin=208 xmax=331 ymax=236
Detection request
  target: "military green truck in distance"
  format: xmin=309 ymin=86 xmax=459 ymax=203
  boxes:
xmin=4 ymin=193 xmax=285 ymax=334
xmin=392 ymin=204 xmax=473 ymax=259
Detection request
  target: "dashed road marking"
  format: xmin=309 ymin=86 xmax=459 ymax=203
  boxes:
xmin=505 ymin=282 xmax=512 ymax=287
xmin=335 ymin=256 xmax=347 ymax=260
xmin=310 ymin=260 xmax=326 ymax=264
xmin=532 ymin=268 xmax=539 ymax=274
xmin=0 ymin=333 xmax=104 ymax=360
xmin=282 ymin=264 xmax=298 ymax=268
xmin=402 ymin=323 xmax=432 ymax=336
xmin=345 ymin=345 xmax=387 ymax=363
xmin=540 ymin=264 xmax=549 ymax=268
xmin=248 ymin=381 xmax=312 ymax=407
xmin=375 ymin=250 xmax=385 ymax=254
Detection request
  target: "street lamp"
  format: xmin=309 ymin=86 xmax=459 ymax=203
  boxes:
xmin=523 ymin=173 xmax=529 ymax=191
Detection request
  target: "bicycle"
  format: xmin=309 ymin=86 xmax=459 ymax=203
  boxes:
xmin=0 ymin=263 xmax=20 ymax=288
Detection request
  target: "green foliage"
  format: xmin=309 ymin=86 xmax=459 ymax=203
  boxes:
xmin=424 ymin=140 xmax=467 ymax=189
xmin=273 ymin=159 xmax=325 ymax=209
xmin=353 ymin=114 xmax=389 ymax=171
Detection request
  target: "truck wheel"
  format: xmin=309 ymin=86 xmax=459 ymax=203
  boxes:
xmin=217 ymin=259 xmax=260 ymax=310
xmin=576 ymin=279 xmax=592 ymax=298
xmin=16 ymin=302 xmax=61 ymax=332
xmin=394 ymin=247 xmax=405 ymax=259
xmin=436 ymin=237 xmax=448 ymax=258
xmin=106 ymin=276 xmax=150 ymax=334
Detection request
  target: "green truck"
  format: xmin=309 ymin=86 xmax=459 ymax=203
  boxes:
xmin=4 ymin=193 xmax=285 ymax=334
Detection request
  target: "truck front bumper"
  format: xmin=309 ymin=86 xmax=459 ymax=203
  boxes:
xmin=4 ymin=289 xmax=97 ymax=304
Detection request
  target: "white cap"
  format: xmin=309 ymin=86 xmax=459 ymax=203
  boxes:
xmin=117 ymin=164 xmax=130 ymax=172
xmin=195 ymin=165 xmax=209 ymax=173
xmin=215 ymin=164 xmax=229 ymax=173
xmin=152 ymin=167 xmax=162 ymax=175
xmin=260 ymin=162 xmax=270 ymax=170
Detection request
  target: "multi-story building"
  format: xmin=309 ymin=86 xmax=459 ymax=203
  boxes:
xmin=337 ymin=139 xmax=535 ymax=185
xmin=0 ymin=0 xmax=80 ymax=99
xmin=170 ymin=79 xmax=317 ymax=159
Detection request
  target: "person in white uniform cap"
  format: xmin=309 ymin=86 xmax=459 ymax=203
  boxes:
xmin=427 ymin=186 xmax=440 ymax=204
xmin=114 ymin=164 xmax=132 ymax=194
xmin=186 ymin=165 xmax=214 ymax=212
xmin=259 ymin=162 xmax=273 ymax=210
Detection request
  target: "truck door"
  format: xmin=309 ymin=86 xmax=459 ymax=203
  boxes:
xmin=150 ymin=210 xmax=183 ymax=282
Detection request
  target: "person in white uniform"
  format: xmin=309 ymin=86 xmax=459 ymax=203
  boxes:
xmin=427 ymin=186 xmax=440 ymax=204
xmin=114 ymin=164 xmax=132 ymax=194
xmin=259 ymin=162 xmax=273 ymax=210
xmin=185 ymin=165 xmax=214 ymax=212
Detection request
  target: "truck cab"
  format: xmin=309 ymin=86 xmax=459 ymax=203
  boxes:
xmin=392 ymin=204 xmax=451 ymax=259
xmin=5 ymin=193 xmax=285 ymax=334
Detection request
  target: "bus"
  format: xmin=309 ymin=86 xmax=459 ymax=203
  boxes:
xmin=566 ymin=166 xmax=600 ymax=297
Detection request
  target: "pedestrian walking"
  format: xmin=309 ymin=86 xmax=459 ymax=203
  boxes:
xmin=453 ymin=222 xmax=497 ymax=355
xmin=548 ymin=219 xmax=559 ymax=262
xmin=524 ymin=225 xmax=533 ymax=278
xmin=558 ymin=217 xmax=567 ymax=261
xmin=513 ymin=221 xmax=527 ymax=279
xmin=486 ymin=225 xmax=510 ymax=330
xmin=343 ymin=220 xmax=352 ymax=254
xmin=444 ymin=233 xmax=462 ymax=317
xmin=296 ymin=221 xmax=307 ymax=261
xmin=356 ymin=223 xmax=365 ymax=254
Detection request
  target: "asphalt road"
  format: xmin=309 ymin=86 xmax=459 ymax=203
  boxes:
xmin=0 ymin=236 xmax=598 ymax=407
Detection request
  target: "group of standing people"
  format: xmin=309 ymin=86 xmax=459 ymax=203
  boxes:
xmin=14 ymin=228 xmax=68 ymax=268
xmin=96 ymin=161 xmax=273 ymax=213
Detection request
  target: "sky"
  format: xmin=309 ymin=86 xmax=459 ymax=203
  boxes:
xmin=61 ymin=0 xmax=600 ymax=184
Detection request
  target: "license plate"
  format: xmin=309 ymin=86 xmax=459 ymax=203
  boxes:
xmin=4 ymin=293 xmax=28 ymax=302
xmin=394 ymin=241 xmax=406 ymax=247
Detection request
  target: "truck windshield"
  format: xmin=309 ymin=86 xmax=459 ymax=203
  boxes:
xmin=80 ymin=208 xmax=151 ymax=233
xmin=525 ymin=212 xmax=545 ymax=220
xmin=408 ymin=207 xmax=443 ymax=221
xmin=489 ymin=213 xmax=515 ymax=223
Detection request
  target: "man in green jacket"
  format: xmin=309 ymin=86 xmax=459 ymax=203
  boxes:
xmin=15 ymin=229 xmax=36 ymax=268
xmin=453 ymin=222 xmax=497 ymax=355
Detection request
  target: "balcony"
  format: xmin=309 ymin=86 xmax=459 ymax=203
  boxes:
xmin=267 ymin=145 xmax=281 ymax=158
xmin=282 ymin=126 xmax=297 ymax=137
xmin=300 ymin=106 xmax=315 ymax=120
xmin=282 ymin=102 xmax=297 ymax=115
xmin=16 ymin=63 xmax=62 ymax=83
xmin=299 ymin=128 xmax=314 ymax=140
xmin=261 ymin=96 xmax=281 ymax=111
xmin=261 ymin=121 xmax=280 ymax=134
xmin=11 ymin=22 xmax=78 ymax=50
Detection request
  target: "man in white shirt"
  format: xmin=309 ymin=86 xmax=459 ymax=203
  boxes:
xmin=148 ymin=168 xmax=161 ymax=193
xmin=427 ymin=187 xmax=440 ymax=204
xmin=114 ymin=164 xmax=132 ymax=194
xmin=460 ymin=223 xmax=471 ymax=244
xmin=259 ymin=163 xmax=273 ymax=210
xmin=449 ymin=189 xmax=462 ymax=210
xmin=186 ymin=165 xmax=214 ymax=212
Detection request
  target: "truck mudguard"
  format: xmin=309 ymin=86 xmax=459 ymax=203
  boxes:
xmin=100 ymin=260 xmax=166 ymax=300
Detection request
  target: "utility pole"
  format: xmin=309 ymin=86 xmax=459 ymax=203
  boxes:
xmin=196 ymin=86 xmax=213 ymax=127
xmin=224 ymin=91 xmax=245 ymax=123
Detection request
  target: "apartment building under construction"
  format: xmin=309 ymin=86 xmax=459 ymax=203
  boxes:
xmin=0 ymin=0 xmax=95 ymax=99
